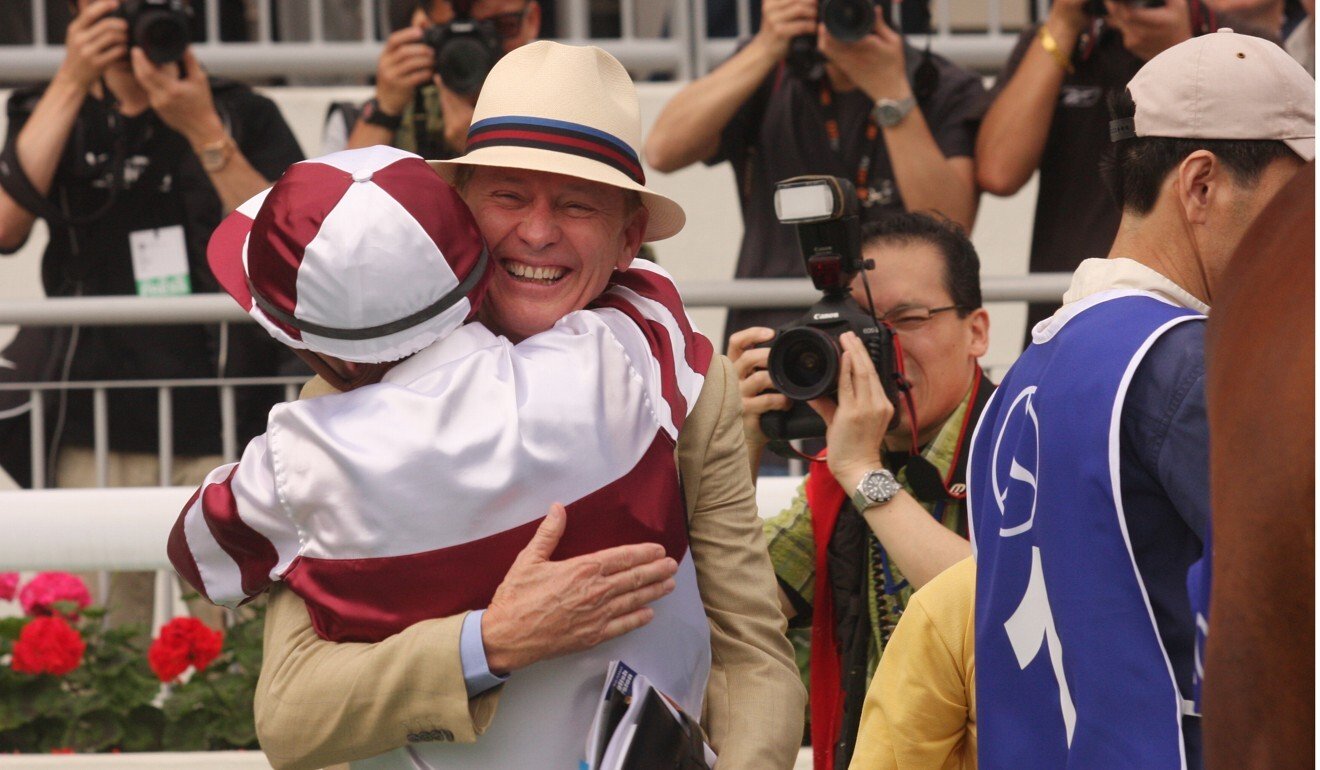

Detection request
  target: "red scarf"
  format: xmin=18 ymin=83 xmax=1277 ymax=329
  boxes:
xmin=803 ymin=453 xmax=849 ymax=770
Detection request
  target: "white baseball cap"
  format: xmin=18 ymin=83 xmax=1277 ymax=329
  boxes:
xmin=208 ymin=146 xmax=491 ymax=364
xmin=1112 ymin=29 xmax=1315 ymax=161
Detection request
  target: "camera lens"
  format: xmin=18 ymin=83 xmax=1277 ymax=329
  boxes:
xmin=768 ymin=327 xmax=841 ymax=401
xmin=822 ymin=0 xmax=876 ymax=43
xmin=436 ymin=37 xmax=498 ymax=96
xmin=136 ymin=10 xmax=189 ymax=64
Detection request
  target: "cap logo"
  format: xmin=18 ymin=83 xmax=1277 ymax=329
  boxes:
xmin=247 ymin=248 xmax=489 ymax=341
xmin=466 ymin=115 xmax=646 ymax=185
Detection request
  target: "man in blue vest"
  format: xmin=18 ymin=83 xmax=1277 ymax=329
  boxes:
xmin=967 ymin=30 xmax=1313 ymax=769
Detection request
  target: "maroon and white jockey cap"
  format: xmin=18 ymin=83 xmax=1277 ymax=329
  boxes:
xmin=208 ymin=146 xmax=490 ymax=364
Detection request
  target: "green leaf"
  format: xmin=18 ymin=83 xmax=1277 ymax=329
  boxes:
xmin=162 ymin=707 xmax=213 ymax=751
xmin=0 ymin=617 xmax=26 ymax=642
xmin=68 ymin=709 xmax=123 ymax=752
xmin=119 ymin=705 xmax=165 ymax=752
xmin=219 ymin=717 xmax=258 ymax=750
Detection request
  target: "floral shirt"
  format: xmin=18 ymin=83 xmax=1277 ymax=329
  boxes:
xmin=764 ymin=375 xmax=984 ymax=688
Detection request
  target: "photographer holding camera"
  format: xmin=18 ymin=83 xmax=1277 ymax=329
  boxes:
xmin=976 ymin=0 xmax=1218 ymax=340
xmin=730 ymin=200 xmax=991 ymax=770
xmin=0 ymin=0 xmax=302 ymax=627
xmin=341 ymin=0 xmax=540 ymax=159
xmin=644 ymin=0 xmax=986 ymax=343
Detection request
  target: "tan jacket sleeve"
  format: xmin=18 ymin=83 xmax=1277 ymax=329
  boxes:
xmin=253 ymin=375 xmax=500 ymax=770
xmin=255 ymin=586 xmax=500 ymax=770
xmin=681 ymin=356 xmax=807 ymax=769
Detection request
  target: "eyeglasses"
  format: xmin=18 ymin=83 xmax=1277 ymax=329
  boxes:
xmin=879 ymin=305 xmax=967 ymax=333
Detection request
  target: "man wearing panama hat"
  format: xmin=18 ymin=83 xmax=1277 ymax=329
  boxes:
xmin=249 ymin=42 xmax=806 ymax=770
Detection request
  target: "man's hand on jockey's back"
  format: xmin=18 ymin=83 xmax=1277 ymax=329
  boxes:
xmin=481 ymin=504 xmax=679 ymax=674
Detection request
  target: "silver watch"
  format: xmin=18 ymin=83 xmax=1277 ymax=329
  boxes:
xmin=850 ymin=468 xmax=902 ymax=511
xmin=872 ymin=96 xmax=916 ymax=127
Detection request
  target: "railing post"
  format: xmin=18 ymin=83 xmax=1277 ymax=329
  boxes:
xmin=32 ymin=0 xmax=48 ymax=46
xmin=158 ymin=387 xmax=174 ymax=487
xmin=691 ymin=0 xmax=709 ymax=75
xmin=93 ymin=387 xmax=109 ymax=488
xmin=220 ymin=385 xmax=238 ymax=464
xmin=29 ymin=389 xmax=45 ymax=490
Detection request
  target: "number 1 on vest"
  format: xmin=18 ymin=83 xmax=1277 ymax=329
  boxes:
xmin=1005 ymin=546 xmax=1077 ymax=746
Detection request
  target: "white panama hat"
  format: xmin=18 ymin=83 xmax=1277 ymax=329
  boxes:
xmin=429 ymin=41 xmax=686 ymax=241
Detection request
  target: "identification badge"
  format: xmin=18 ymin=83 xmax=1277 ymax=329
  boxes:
xmin=129 ymin=225 xmax=191 ymax=296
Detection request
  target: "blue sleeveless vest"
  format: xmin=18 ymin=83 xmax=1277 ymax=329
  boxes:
xmin=968 ymin=291 xmax=1204 ymax=769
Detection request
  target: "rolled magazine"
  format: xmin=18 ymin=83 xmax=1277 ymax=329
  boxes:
xmin=584 ymin=660 xmax=717 ymax=770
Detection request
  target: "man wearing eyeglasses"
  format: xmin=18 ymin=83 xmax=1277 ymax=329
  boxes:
xmin=727 ymin=212 xmax=990 ymax=770
xmin=340 ymin=0 xmax=539 ymax=159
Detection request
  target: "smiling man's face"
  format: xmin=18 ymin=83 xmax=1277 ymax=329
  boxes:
xmin=460 ymin=166 xmax=647 ymax=341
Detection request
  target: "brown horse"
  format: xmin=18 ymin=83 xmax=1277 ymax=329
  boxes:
xmin=1203 ymin=161 xmax=1314 ymax=769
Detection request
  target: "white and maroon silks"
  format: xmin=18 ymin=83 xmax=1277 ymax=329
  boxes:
xmin=168 ymin=260 xmax=715 ymax=769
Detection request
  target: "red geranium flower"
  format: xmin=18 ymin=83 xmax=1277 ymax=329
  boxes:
xmin=148 ymin=617 xmax=224 ymax=682
xmin=0 ymin=573 xmax=18 ymax=602
xmin=18 ymin=572 xmax=91 ymax=619
xmin=11 ymin=616 xmax=86 ymax=676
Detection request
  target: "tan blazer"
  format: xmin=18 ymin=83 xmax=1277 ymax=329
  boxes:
xmin=253 ymin=354 xmax=806 ymax=770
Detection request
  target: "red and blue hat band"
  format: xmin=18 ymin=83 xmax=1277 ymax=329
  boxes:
xmin=466 ymin=115 xmax=645 ymax=185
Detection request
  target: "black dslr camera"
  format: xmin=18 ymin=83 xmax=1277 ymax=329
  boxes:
xmin=422 ymin=18 xmax=502 ymax=96
xmin=116 ymin=0 xmax=192 ymax=65
xmin=787 ymin=0 xmax=878 ymax=79
xmin=760 ymin=176 xmax=902 ymax=447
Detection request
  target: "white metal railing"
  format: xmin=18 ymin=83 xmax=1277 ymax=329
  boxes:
xmin=0 ymin=274 xmax=1072 ymax=326
xmin=0 ymin=0 xmax=1039 ymax=81
xmin=0 ymin=375 xmax=308 ymax=489
xmin=0 ymin=273 xmax=1070 ymax=486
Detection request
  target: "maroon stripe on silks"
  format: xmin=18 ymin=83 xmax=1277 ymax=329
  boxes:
xmin=246 ymin=162 xmax=354 ymax=342
xmin=199 ymin=465 xmax=281 ymax=599
xmin=369 ymin=158 xmax=487 ymax=297
xmin=610 ymin=268 xmax=714 ymax=376
xmin=167 ymin=486 xmax=211 ymax=603
xmin=467 ymin=129 xmax=646 ymax=183
xmin=283 ymin=431 xmax=687 ymax=643
xmin=590 ymin=294 xmax=689 ymax=430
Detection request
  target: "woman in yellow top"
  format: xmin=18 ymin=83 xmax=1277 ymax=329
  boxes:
xmin=849 ymin=557 xmax=977 ymax=770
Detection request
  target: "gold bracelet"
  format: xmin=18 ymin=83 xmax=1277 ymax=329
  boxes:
xmin=1037 ymin=25 xmax=1075 ymax=75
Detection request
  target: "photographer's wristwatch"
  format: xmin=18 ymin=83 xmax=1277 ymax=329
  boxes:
xmin=872 ymin=96 xmax=916 ymax=127
xmin=850 ymin=468 xmax=902 ymax=511
xmin=196 ymin=135 xmax=235 ymax=173
xmin=362 ymin=98 xmax=403 ymax=131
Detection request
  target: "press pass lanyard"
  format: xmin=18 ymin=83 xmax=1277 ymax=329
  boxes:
xmin=818 ymin=82 xmax=881 ymax=204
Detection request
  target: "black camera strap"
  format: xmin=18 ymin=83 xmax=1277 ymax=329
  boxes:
xmin=0 ymin=81 xmax=129 ymax=227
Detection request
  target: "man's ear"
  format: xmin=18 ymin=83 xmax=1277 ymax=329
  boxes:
xmin=1175 ymin=150 xmax=1218 ymax=225
xmin=966 ymin=307 xmax=990 ymax=360
xmin=618 ymin=203 xmax=648 ymax=270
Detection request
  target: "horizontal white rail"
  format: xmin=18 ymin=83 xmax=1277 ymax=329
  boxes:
xmin=0 ymin=275 xmax=1072 ymax=326
xmin=0 ymin=478 xmax=807 ymax=571
xmin=0 ymin=487 xmax=193 ymax=571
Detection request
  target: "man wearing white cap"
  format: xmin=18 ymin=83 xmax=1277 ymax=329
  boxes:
xmin=968 ymin=30 xmax=1311 ymax=769
xmin=249 ymin=42 xmax=806 ymax=770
